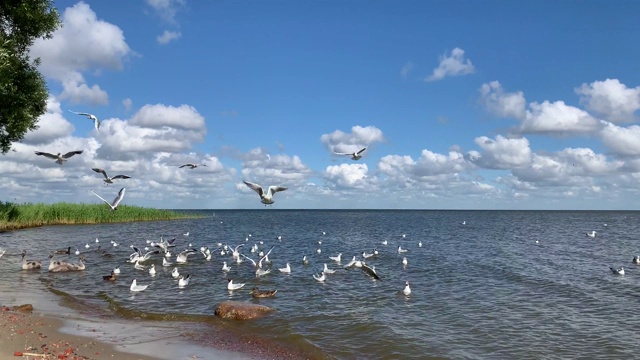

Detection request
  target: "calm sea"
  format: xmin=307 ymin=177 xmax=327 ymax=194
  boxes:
xmin=1 ymin=210 xmax=640 ymax=359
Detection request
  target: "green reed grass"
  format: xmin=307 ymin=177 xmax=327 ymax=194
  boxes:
xmin=0 ymin=201 xmax=200 ymax=231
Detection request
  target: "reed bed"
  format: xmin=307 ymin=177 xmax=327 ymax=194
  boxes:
xmin=0 ymin=201 xmax=200 ymax=231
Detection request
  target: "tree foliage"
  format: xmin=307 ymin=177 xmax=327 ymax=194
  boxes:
xmin=0 ymin=0 xmax=61 ymax=154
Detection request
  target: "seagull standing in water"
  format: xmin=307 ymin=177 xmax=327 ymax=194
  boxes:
xmin=92 ymin=168 xmax=131 ymax=184
xmin=91 ymin=187 xmax=126 ymax=211
xmin=68 ymin=110 xmax=100 ymax=131
xmin=227 ymin=279 xmax=245 ymax=290
xmin=130 ymin=279 xmax=149 ymax=292
xmin=402 ymin=281 xmax=411 ymax=296
xmin=35 ymin=150 xmax=83 ymax=165
xmin=334 ymin=147 xmax=367 ymax=160
xmin=243 ymin=180 xmax=287 ymax=205
xmin=586 ymin=231 xmax=597 ymax=238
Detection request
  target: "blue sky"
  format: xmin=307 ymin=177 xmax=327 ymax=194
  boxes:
xmin=2 ymin=0 xmax=640 ymax=209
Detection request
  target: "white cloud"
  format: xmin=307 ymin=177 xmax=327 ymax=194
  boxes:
xmin=576 ymin=79 xmax=640 ymax=123
xmin=129 ymin=104 xmax=206 ymax=131
xmin=425 ymin=48 xmax=475 ymax=82
xmin=146 ymin=0 xmax=186 ymax=23
xmin=519 ymin=100 xmax=600 ymax=135
xmin=30 ymin=2 xmax=132 ymax=105
xmin=472 ymin=135 xmax=531 ymax=169
xmin=600 ymin=122 xmax=640 ymax=156
xmin=323 ymin=163 xmax=370 ymax=188
xmin=157 ymin=30 xmax=182 ymax=45
xmin=22 ymin=98 xmax=75 ymax=145
xmin=122 ymin=98 xmax=133 ymax=111
xmin=400 ymin=61 xmax=413 ymax=79
xmin=240 ymin=149 xmax=314 ymax=187
xmin=479 ymin=81 xmax=527 ymax=119
xmin=320 ymin=125 xmax=385 ymax=154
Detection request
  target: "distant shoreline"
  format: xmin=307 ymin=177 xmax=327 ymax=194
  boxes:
xmin=0 ymin=201 xmax=205 ymax=232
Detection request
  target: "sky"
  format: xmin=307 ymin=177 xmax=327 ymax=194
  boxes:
xmin=2 ymin=0 xmax=640 ymax=210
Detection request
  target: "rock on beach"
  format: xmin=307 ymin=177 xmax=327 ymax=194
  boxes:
xmin=214 ymin=301 xmax=274 ymax=320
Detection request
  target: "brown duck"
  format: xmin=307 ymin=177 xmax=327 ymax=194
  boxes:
xmin=250 ymin=287 xmax=277 ymax=298
xmin=103 ymin=271 xmax=116 ymax=281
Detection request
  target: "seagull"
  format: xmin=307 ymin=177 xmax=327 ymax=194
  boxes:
xmin=398 ymin=246 xmax=408 ymax=253
xmin=162 ymin=257 xmax=173 ymax=267
xmin=149 ymin=264 xmax=156 ymax=276
xmin=322 ymin=263 xmax=336 ymax=274
xmin=243 ymin=180 xmax=287 ymax=205
xmin=334 ymin=146 xmax=367 ymax=160
xmin=91 ymin=187 xmax=126 ymax=211
xmin=402 ymin=257 xmax=408 ymax=266
xmin=402 ymin=281 xmax=411 ymax=296
xmin=255 ymin=268 xmax=271 ymax=277
xmin=329 ymin=253 xmax=342 ymax=263
xmin=113 ymin=266 xmax=121 ymax=275
xmin=418 ymin=241 xmax=422 ymax=248
xmin=130 ymin=279 xmax=149 ymax=292
xmin=35 ymin=150 xmax=83 ymax=165
xmin=179 ymin=163 xmax=206 ymax=169
xmin=361 ymin=262 xmax=381 ymax=280
xmin=313 ymin=272 xmax=326 ymax=282
xmin=0 ymin=248 xmax=6 ymax=258
xmin=178 ymin=274 xmax=190 ymax=288
xmin=176 ymin=249 xmax=199 ymax=263
xmin=227 ymin=279 xmax=245 ymax=290
xmin=91 ymin=168 xmax=131 ymax=184
xmin=610 ymin=267 xmax=625 ymax=275
xmin=586 ymin=231 xmax=597 ymax=238
xmin=381 ymin=240 xmax=388 ymax=246
xmin=633 ymin=256 xmax=640 ymax=265
xmin=302 ymin=255 xmax=309 ymax=265
xmin=68 ymin=110 xmax=100 ymax=131
xmin=278 ymin=263 xmax=291 ymax=274
xmin=222 ymin=262 xmax=231 ymax=272
xmin=171 ymin=267 xmax=180 ymax=278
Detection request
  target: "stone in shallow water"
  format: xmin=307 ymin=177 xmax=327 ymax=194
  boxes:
xmin=214 ymin=301 xmax=273 ymax=320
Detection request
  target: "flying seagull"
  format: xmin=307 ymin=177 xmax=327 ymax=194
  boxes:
xmin=243 ymin=180 xmax=287 ymax=205
xmin=179 ymin=163 xmax=206 ymax=169
xmin=92 ymin=168 xmax=131 ymax=184
xmin=91 ymin=187 xmax=126 ymax=211
xmin=35 ymin=150 xmax=83 ymax=165
xmin=334 ymin=147 xmax=367 ymax=160
xmin=68 ymin=110 xmax=100 ymax=131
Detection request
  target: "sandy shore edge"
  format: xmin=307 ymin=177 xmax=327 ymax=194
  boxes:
xmin=0 ymin=305 xmax=159 ymax=360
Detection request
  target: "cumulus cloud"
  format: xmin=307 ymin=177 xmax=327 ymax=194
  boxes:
xmin=518 ymin=100 xmax=600 ymax=135
xmin=600 ymin=122 xmax=640 ymax=156
xmin=22 ymin=98 xmax=75 ymax=145
xmin=471 ymin=135 xmax=531 ymax=170
xmin=157 ymin=30 xmax=182 ymax=44
xmin=30 ymin=2 xmax=132 ymax=104
xmin=129 ymin=104 xmax=206 ymax=131
xmin=479 ymin=81 xmax=527 ymax=119
xmin=321 ymin=125 xmax=385 ymax=155
xmin=425 ymin=48 xmax=475 ymax=82
xmin=240 ymin=148 xmax=314 ymax=187
xmin=146 ymin=0 xmax=186 ymax=23
xmin=324 ymin=163 xmax=370 ymax=188
xmin=576 ymin=79 xmax=640 ymax=123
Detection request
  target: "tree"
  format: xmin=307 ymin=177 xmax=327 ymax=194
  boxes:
xmin=0 ymin=0 xmax=61 ymax=154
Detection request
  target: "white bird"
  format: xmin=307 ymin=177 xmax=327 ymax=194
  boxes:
xmin=92 ymin=168 xmax=131 ymax=184
xmin=313 ymin=272 xmax=326 ymax=282
xmin=586 ymin=231 xmax=597 ymax=238
xmin=20 ymin=250 xmax=41 ymax=270
xmin=176 ymin=249 xmax=198 ymax=263
xmin=227 ymin=279 xmax=245 ymax=290
xmin=162 ymin=257 xmax=173 ymax=267
xmin=113 ymin=266 xmax=120 ymax=275
xmin=302 ymin=255 xmax=309 ymax=265
xmin=68 ymin=110 xmax=100 ymax=130
xmin=149 ymin=264 xmax=156 ymax=276
xmin=610 ymin=267 xmax=625 ymax=275
xmin=316 ymin=248 xmax=321 ymax=254
xmin=323 ymin=263 xmax=336 ymax=274
xmin=130 ymin=279 xmax=149 ymax=292
xmin=35 ymin=150 xmax=83 ymax=165
xmin=462 ymin=221 xmax=466 ymax=225
xmin=418 ymin=241 xmax=422 ymax=248
xmin=243 ymin=180 xmax=288 ymax=205
xmin=74 ymin=249 xmax=80 ymax=255
xmin=381 ymin=240 xmax=388 ymax=246
xmin=402 ymin=281 xmax=411 ymax=296
xmin=633 ymin=256 xmax=640 ymax=265
xmin=85 ymin=243 xmax=90 ymax=249
xmin=184 ymin=232 xmax=189 ymax=236
xmin=398 ymin=246 xmax=408 ymax=253
xmin=279 ymin=263 xmax=291 ymax=274
xmin=91 ymin=187 xmax=126 ymax=211
xmin=344 ymin=256 xmax=358 ymax=268
xmin=0 ymin=248 xmax=6 ymax=258
xmin=178 ymin=274 xmax=190 ymax=288
xmin=179 ymin=163 xmax=206 ymax=169
xmin=334 ymin=146 xmax=367 ymax=160
xmin=362 ymin=251 xmax=374 ymax=259
xmin=222 ymin=262 xmax=231 ymax=272
xmin=329 ymin=253 xmax=342 ymax=263
xmin=402 ymin=257 xmax=408 ymax=266
xmin=171 ymin=267 xmax=180 ymax=278
xmin=255 ymin=268 xmax=271 ymax=277
xmin=95 ymin=238 xmax=99 ymax=243
xmin=134 ymin=260 xmax=146 ymax=270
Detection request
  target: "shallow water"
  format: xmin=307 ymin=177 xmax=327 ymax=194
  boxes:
xmin=1 ymin=210 xmax=640 ymax=359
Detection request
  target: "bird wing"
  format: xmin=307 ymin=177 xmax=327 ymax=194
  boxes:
xmin=91 ymin=191 xmax=113 ymax=207
xmin=356 ymin=147 xmax=367 ymax=155
xmin=62 ymin=150 xmax=83 ymax=159
xmin=268 ymin=186 xmax=287 ymax=196
xmin=92 ymin=168 xmax=109 ymax=179
xmin=258 ymin=245 xmax=275 ymax=268
xmin=112 ymin=188 xmax=126 ymax=207
xmin=68 ymin=110 xmax=91 ymax=116
xmin=243 ymin=181 xmax=264 ymax=196
xmin=93 ymin=118 xmax=101 ymax=130
xmin=333 ymin=151 xmax=352 ymax=156
xmin=111 ymin=175 xmax=131 ymax=180
xmin=35 ymin=151 xmax=58 ymax=159
xmin=179 ymin=164 xmax=195 ymax=168
xmin=240 ymin=253 xmax=257 ymax=267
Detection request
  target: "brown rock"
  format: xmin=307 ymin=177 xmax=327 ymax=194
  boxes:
xmin=11 ymin=304 xmax=33 ymax=312
xmin=214 ymin=301 xmax=273 ymax=320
